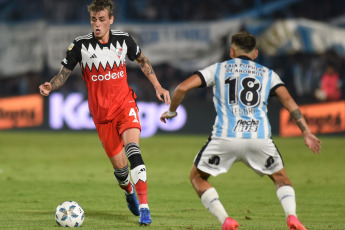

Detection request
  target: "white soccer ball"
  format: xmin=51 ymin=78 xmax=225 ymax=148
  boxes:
xmin=55 ymin=201 xmax=85 ymax=227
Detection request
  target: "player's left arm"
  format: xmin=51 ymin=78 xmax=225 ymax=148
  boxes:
xmin=275 ymin=86 xmax=321 ymax=154
xmin=136 ymin=52 xmax=171 ymax=105
xmin=160 ymin=74 xmax=202 ymax=123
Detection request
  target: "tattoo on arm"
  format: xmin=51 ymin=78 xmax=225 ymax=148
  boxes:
xmin=50 ymin=67 xmax=72 ymax=91
xmin=290 ymin=109 xmax=306 ymax=132
xmin=296 ymin=121 xmax=306 ymax=133
xmin=137 ymin=53 xmax=155 ymax=77
xmin=290 ymin=109 xmax=302 ymax=120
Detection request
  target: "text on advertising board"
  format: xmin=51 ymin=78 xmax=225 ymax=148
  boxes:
xmin=49 ymin=93 xmax=187 ymax=137
xmin=0 ymin=94 xmax=43 ymax=129
xmin=280 ymin=100 xmax=345 ymax=136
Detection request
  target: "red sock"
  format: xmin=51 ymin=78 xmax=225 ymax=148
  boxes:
xmin=134 ymin=180 xmax=147 ymax=204
xmin=119 ymin=182 xmax=133 ymax=194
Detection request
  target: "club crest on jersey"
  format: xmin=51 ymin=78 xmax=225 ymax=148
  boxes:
xmin=116 ymin=48 xmax=123 ymax=59
xmin=233 ymin=119 xmax=259 ymax=132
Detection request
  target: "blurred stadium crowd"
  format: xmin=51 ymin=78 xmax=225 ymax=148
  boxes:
xmin=1 ymin=0 xmax=344 ymax=22
xmin=0 ymin=0 xmax=344 ymax=104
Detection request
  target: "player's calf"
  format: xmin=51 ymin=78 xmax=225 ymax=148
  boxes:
xmin=125 ymin=143 xmax=148 ymax=205
xmin=114 ymin=165 xmax=140 ymax=216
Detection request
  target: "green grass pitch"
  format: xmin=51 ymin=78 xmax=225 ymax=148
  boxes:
xmin=0 ymin=131 xmax=344 ymax=229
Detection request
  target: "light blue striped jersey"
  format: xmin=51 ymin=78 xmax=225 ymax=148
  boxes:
xmin=197 ymin=56 xmax=284 ymax=139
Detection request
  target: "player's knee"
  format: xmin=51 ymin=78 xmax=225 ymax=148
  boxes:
xmin=270 ymin=170 xmax=292 ymax=188
xmin=190 ymin=165 xmax=209 ymax=185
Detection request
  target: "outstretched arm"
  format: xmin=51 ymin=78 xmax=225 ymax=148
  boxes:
xmin=160 ymin=74 xmax=203 ymax=123
xmin=275 ymin=86 xmax=321 ymax=154
xmin=136 ymin=52 xmax=171 ymax=105
xmin=39 ymin=66 xmax=71 ymax=96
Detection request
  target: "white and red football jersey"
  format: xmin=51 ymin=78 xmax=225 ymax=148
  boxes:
xmin=61 ymin=30 xmax=141 ymax=123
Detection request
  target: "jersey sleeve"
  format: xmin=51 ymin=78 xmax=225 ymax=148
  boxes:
xmin=269 ymin=70 xmax=285 ymax=96
xmin=126 ymin=35 xmax=141 ymax=61
xmin=61 ymin=40 xmax=81 ymax=71
xmin=196 ymin=63 xmax=219 ymax=88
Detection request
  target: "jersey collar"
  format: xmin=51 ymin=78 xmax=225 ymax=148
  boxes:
xmin=93 ymin=30 xmax=112 ymax=46
xmin=236 ymin=55 xmax=253 ymax=61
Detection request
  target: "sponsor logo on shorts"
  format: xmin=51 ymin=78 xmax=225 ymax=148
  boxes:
xmin=264 ymin=156 xmax=275 ymax=168
xmin=233 ymin=119 xmax=259 ymax=132
xmin=264 ymin=156 xmax=279 ymax=171
xmin=208 ymin=155 xmax=220 ymax=165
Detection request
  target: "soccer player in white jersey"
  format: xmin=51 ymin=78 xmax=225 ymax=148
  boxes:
xmin=39 ymin=0 xmax=171 ymax=226
xmin=160 ymin=31 xmax=321 ymax=230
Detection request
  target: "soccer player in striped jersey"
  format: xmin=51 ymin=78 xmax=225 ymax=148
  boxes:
xmin=161 ymin=31 xmax=321 ymax=230
xmin=39 ymin=0 xmax=171 ymax=225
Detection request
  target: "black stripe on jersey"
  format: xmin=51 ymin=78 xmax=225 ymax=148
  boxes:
xmin=194 ymin=71 xmax=207 ymax=88
xmin=194 ymin=135 xmax=212 ymax=166
xmin=75 ymin=33 xmax=93 ymax=41
xmin=270 ymin=83 xmax=285 ymax=97
xmin=111 ymin=30 xmax=129 ymax=36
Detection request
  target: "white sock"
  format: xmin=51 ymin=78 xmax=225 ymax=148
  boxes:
xmin=277 ymin=185 xmax=297 ymax=217
xmin=139 ymin=204 xmax=149 ymax=209
xmin=201 ymin=187 xmax=228 ymax=224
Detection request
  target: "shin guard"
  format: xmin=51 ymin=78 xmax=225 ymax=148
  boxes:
xmin=125 ymin=143 xmax=148 ymax=204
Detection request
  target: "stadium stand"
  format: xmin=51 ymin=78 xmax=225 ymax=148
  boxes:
xmin=0 ymin=0 xmax=344 ymax=104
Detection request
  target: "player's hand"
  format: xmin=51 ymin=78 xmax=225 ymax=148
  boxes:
xmin=160 ymin=111 xmax=177 ymax=123
xmin=39 ymin=82 xmax=52 ymax=96
xmin=303 ymin=132 xmax=321 ymax=154
xmin=155 ymin=86 xmax=171 ymax=105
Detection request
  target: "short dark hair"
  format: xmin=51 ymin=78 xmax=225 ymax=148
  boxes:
xmin=88 ymin=0 xmax=114 ymax=18
xmin=231 ymin=31 xmax=256 ymax=53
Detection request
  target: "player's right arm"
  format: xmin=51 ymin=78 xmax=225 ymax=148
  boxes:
xmin=39 ymin=66 xmax=72 ymax=96
xmin=160 ymin=74 xmax=202 ymax=123
xmin=275 ymin=86 xmax=321 ymax=154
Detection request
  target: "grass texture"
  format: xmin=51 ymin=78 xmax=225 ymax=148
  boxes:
xmin=0 ymin=131 xmax=344 ymax=229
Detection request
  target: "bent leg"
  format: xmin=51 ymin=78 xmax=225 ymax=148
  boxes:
xmin=190 ymin=164 xmax=212 ymax=197
xmin=269 ymin=168 xmax=296 ymax=217
xmin=268 ymin=168 xmax=292 ymax=188
xmin=122 ymin=128 xmax=148 ymax=206
xmin=110 ymin=149 xmax=133 ymax=194
xmin=190 ymin=165 xmax=238 ymax=229
xmin=109 ymin=148 xmax=140 ymax=216
xmin=269 ymin=168 xmax=307 ymax=230
xmin=123 ymin=128 xmax=151 ymax=225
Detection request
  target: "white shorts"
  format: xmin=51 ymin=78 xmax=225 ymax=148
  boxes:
xmin=194 ymin=137 xmax=284 ymax=177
